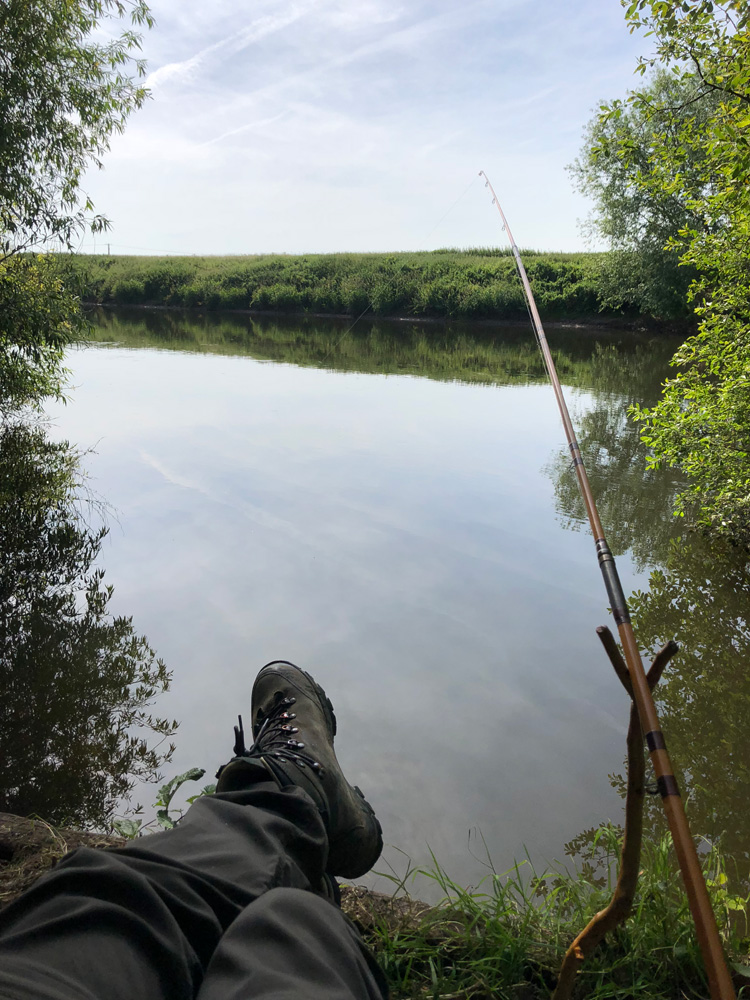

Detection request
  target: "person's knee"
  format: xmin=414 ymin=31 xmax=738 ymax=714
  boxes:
xmin=255 ymin=885 xmax=335 ymax=916
xmin=198 ymin=887 xmax=388 ymax=1000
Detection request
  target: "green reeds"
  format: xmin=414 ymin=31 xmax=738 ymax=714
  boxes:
xmin=365 ymin=827 xmax=750 ymax=999
xmin=69 ymin=250 xmax=613 ymax=323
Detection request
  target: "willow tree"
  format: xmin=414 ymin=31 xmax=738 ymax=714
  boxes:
xmin=579 ymin=1 xmax=750 ymax=542
xmin=0 ymin=0 xmax=153 ymax=411
xmin=571 ymin=71 xmax=718 ymax=322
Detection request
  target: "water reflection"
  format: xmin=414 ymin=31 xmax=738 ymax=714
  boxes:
xmin=631 ymin=535 xmax=750 ymax=869
xmin=87 ymin=306 xmax=680 ymax=389
xmin=547 ymin=333 xmax=750 ymax=875
xmin=24 ymin=307 xmax=746 ymax=891
xmin=546 ymin=343 xmax=685 ymax=571
xmin=0 ymin=420 xmax=175 ymax=827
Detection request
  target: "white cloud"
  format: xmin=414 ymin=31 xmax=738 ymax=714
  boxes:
xmin=83 ymin=0 xmax=649 ymax=254
xmin=145 ymin=2 xmax=316 ymax=91
xmin=199 ymin=111 xmax=292 ymax=147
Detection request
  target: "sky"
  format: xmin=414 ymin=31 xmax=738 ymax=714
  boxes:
xmin=80 ymin=0 xmax=651 ymax=255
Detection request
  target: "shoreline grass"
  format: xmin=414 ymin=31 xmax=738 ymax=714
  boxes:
xmin=365 ymin=825 xmax=750 ymax=999
xmin=70 ymin=250 xmax=666 ymax=325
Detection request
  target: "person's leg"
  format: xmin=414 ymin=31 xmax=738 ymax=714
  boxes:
xmin=196 ymin=888 xmax=388 ymax=1000
xmin=0 ymin=662 xmax=384 ymax=1000
xmin=0 ymin=774 xmax=329 ymax=1000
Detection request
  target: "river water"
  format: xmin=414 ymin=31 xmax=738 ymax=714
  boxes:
xmin=5 ymin=307 xmax=749 ymax=896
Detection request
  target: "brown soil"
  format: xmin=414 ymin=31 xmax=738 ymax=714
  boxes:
xmin=0 ymin=813 xmax=125 ymax=908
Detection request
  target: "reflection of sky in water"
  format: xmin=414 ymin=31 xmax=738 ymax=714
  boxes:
xmin=48 ymin=344 xmax=649 ymax=896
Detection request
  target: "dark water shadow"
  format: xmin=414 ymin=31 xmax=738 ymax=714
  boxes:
xmin=0 ymin=420 xmax=175 ymax=828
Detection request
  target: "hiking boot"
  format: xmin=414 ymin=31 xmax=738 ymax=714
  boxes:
xmin=216 ymin=661 xmax=383 ymax=879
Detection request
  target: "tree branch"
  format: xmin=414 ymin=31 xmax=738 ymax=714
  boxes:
xmin=552 ymin=628 xmax=678 ymax=1000
xmin=688 ymin=45 xmax=750 ymax=106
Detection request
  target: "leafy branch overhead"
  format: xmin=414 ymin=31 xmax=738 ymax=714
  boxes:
xmin=0 ymin=0 xmax=154 ymax=412
xmin=578 ymin=0 xmax=750 ymax=542
xmin=0 ymin=0 xmax=153 ymax=256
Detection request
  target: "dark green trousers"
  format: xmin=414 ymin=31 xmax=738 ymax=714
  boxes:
xmin=0 ymin=773 xmax=387 ymax=1000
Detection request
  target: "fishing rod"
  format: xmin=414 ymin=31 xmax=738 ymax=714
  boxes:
xmin=478 ymin=170 xmax=735 ymax=1000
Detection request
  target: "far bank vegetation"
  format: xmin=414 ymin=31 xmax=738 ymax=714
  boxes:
xmin=72 ymin=249 xmax=687 ymax=326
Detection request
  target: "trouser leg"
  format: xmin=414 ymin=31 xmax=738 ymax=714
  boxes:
xmin=196 ymin=887 xmax=388 ymax=1000
xmin=0 ymin=772 xmax=331 ymax=1000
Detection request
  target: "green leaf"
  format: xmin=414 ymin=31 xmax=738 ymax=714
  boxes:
xmin=113 ymin=818 xmax=142 ymax=839
xmin=156 ymin=809 xmax=176 ymax=830
xmin=186 ymin=783 xmax=217 ymax=805
xmin=725 ymin=898 xmax=747 ymax=911
xmin=156 ymin=767 xmax=206 ymax=809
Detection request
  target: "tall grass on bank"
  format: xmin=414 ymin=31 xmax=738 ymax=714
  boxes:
xmin=72 ymin=250 xmax=617 ymax=322
xmin=367 ymin=826 xmax=750 ymax=999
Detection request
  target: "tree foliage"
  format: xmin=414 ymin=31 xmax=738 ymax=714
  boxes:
xmin=630 ymin=532 xmax=750 ymax=869
xmin=590 ymin=0 xmax=750 ymax=541
xmin=0 ymin=421 xmax=176 ymax=827
xmin=0 ymin=0 xmax=152 ymax=412
xmin=0 ymin=254 xmax=84 ymax=408
xmin=0 ymin=0 xmax=152 ymax=253
xmin=572 ymin=71 xmax=721 ymax=320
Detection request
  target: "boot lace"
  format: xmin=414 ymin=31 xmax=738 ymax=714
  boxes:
xmin=231 ymin=693 xmax=324 ymax=775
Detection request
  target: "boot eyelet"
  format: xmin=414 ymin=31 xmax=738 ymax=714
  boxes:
xmin=222 ymin=685 xmax=329 ymax=792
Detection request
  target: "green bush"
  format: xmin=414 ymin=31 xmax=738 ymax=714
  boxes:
xmin=112 ymin=278 xmax=144 ymax=305
xmin=72 ymin=250 xmax=644 ymax=323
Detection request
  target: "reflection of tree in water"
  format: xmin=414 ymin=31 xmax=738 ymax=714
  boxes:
xmin=0 ymin=422 xmax=176 ymax=828
xmin=546 ymin=342 xmax=685 ymax=570
xmin=630 ymin=536 xmax=750 ymax=867
xmin=90 ymin=306 xmax=685 ymax=392
xmin=546 ymin=339 xmax=750 ymax=873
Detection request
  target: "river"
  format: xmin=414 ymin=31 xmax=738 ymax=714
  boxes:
xmin=4 ymin=307 xmax=748 ymax=898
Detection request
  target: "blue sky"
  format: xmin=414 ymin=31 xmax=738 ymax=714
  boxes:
xmin=81 ymin=0 xmax=650 ymax=255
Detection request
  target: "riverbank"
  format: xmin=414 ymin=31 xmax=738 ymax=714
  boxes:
xmin=69 ymin=250 xmax=681 ymax=327
xmin=87 ymin=299 xmax=644 ymax=331
xmin=2 ymin=813 xmax=747 ymax=998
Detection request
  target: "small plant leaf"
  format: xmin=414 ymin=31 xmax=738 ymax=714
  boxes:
xmin=156 ymin=809 xmax=176 ymax=830
xmin=186 ymin=783 xmax=217 ymax=805
xmin=113 ymin=818 xmax=142 ymax=839
xmin=156 ymin=768 xmax=206 ymax=809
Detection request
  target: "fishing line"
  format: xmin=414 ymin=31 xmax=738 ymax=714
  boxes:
xmin=478 ymin=168 xmax=735 ymax=1000
xmin=316 ymin=174 xmax=481 ymax=366
xmin=421 ymin=175 xmax=482 ymax=245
